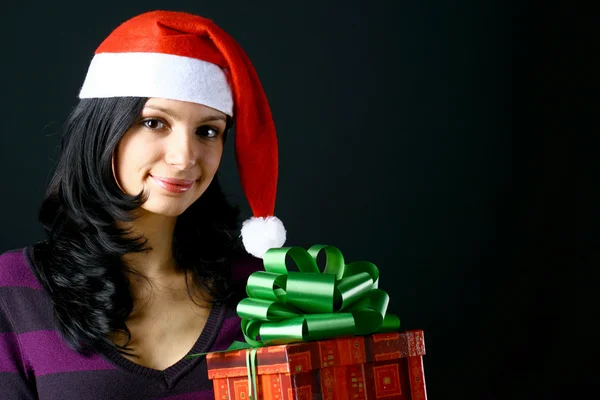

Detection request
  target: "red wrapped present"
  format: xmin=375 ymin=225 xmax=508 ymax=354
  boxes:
xmin=203 ymin=245 xmax=427 ymax=399
xmin=206 ymin=330 xmax=427 ymax=400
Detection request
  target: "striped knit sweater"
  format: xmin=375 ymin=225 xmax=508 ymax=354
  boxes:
xmin=0 ymin=246 xmax=260 ymax=399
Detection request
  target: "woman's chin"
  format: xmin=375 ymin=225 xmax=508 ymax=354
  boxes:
xmin=138 ymin=202 xmax=191 ymax=218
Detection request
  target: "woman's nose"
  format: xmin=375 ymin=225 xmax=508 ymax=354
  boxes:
xmin=164 ymin=130 xmax=197 ymax=170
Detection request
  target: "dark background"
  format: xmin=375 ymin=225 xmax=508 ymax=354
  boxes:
xmin=0 ymin=1 xmax=568 ymax=399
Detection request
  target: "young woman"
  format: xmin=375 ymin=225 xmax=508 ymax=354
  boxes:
xmin=0 ymin=10 xmax=286 ymax=399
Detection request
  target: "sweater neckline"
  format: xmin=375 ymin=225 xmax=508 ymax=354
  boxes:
xmin=23 ymin=245 xmax=227 ymax=390
xmin=98 ymin=298 xmax=226 ymax=389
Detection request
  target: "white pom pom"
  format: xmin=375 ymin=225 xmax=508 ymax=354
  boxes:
xmin=241 ymin=216 xmax=286 ymax=259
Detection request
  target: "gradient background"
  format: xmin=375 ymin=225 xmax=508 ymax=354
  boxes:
xmin=0 ymin=1 xmax=569 ymax=399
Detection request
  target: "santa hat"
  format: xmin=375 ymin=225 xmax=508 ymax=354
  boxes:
xmin=78 ymin=10 xmax=286 ymax=259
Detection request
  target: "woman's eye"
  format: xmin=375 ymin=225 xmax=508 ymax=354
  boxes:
xmin=142 ymin=119 xmax=165 ymax=130
xmin=197 ymin=126 xmax=220 ymax=138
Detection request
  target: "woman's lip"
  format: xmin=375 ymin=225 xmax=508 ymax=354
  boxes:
xmin=150 ymin=175 xmax=195 ymax=193
xmin=150 ymin=175 xmax=196 ymax=185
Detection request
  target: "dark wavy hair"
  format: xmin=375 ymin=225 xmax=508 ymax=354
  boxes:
xmin=31 ymin=97 xmax=241 ymax=355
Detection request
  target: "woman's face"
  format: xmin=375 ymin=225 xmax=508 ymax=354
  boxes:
xmin=113 ymin=97 xmax=228 ymax=217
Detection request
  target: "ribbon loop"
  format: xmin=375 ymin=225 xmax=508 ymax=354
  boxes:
xmin=286 ymin=272 xmax=336 ymax=313
xmin=307 ymin=245 xmax=346 ymax=279
xmin=237 ymin=298 xmax=301 ymax=321
xmin=246 ymin=271 xmax=287 ymax=301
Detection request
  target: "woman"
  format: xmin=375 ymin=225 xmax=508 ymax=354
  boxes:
xmin=0 ymin=10 xmax=286 ymax=399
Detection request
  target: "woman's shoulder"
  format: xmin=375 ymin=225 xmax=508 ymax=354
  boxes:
xmin=0 ymin=246 xmax=52 ymax=333
xmin=0 ymin=246 xmax=42 ymax=290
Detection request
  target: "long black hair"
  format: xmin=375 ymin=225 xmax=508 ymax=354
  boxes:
xmin=32 ymin=97 xmax=240 ymax=355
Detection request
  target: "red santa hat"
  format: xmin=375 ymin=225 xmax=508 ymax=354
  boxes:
xmin=79 ymin=10 xmax=286 ymax=259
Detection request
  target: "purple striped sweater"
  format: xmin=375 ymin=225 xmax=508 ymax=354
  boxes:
xmin=0 ymin=247 xmax=261 ymax=400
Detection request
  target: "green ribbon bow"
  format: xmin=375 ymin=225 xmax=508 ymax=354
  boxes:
xmin=236 ymin=245 xmax=400 ymax=347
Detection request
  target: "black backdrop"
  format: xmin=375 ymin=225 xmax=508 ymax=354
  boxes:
xmin=0 ymin=1 xmax=567 ymax=399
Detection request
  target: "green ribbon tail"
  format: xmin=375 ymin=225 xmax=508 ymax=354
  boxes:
xmin=246 ymin=348 xmax=258 ymax=400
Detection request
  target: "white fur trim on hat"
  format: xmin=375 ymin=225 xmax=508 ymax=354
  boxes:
xmin=241 ymin=216 xmax=286 ymax=259
xmin=79 ymin=52 xmax=233 ymax=116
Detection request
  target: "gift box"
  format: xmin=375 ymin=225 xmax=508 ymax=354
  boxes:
xmin=204 ymin=245 xmax=426 ymax=399
xmin=207 ymin=329 xmax=427 ymax=400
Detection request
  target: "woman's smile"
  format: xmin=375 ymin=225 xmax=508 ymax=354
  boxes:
xmin=150 ymin=175 xmax=196 ymax=193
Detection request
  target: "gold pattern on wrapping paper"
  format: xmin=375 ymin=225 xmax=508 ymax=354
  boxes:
xmin=415 ymin=332 xmax=425 ymax=355
xmin=408 ymin=356 xmax=427 ymax=400
xmin=234 ymin=379 xmax=249 ymax=399
xmin=288 ymin=385 xmax=312 ymax=400
xmin=259 ymin=363 xmax=290 ymax=375
xmin=219 ymin=350 xmax=243 ymax=358
xmin=210 ymin=367 xmax=248 ymax=379
xmin=372 ymin=332 xmax=400 ymax=342
xmin=373 ymin=364 xmax=402 ymax=397
xmin=375 ymin=351 xmax=401 ymax=361
xmin=289 ymin=350 xmax=312 ymax=374
xmin=321 ymin=368 xmax=334 ymax=399
xmin=266 ymin=346 xmax=286 ymax=353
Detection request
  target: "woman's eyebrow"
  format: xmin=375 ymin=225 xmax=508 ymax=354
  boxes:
xmin=202 ymin=114 xmax=227 ymax=123
xmin=144 ymin=105 xmax=227 ymax=123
